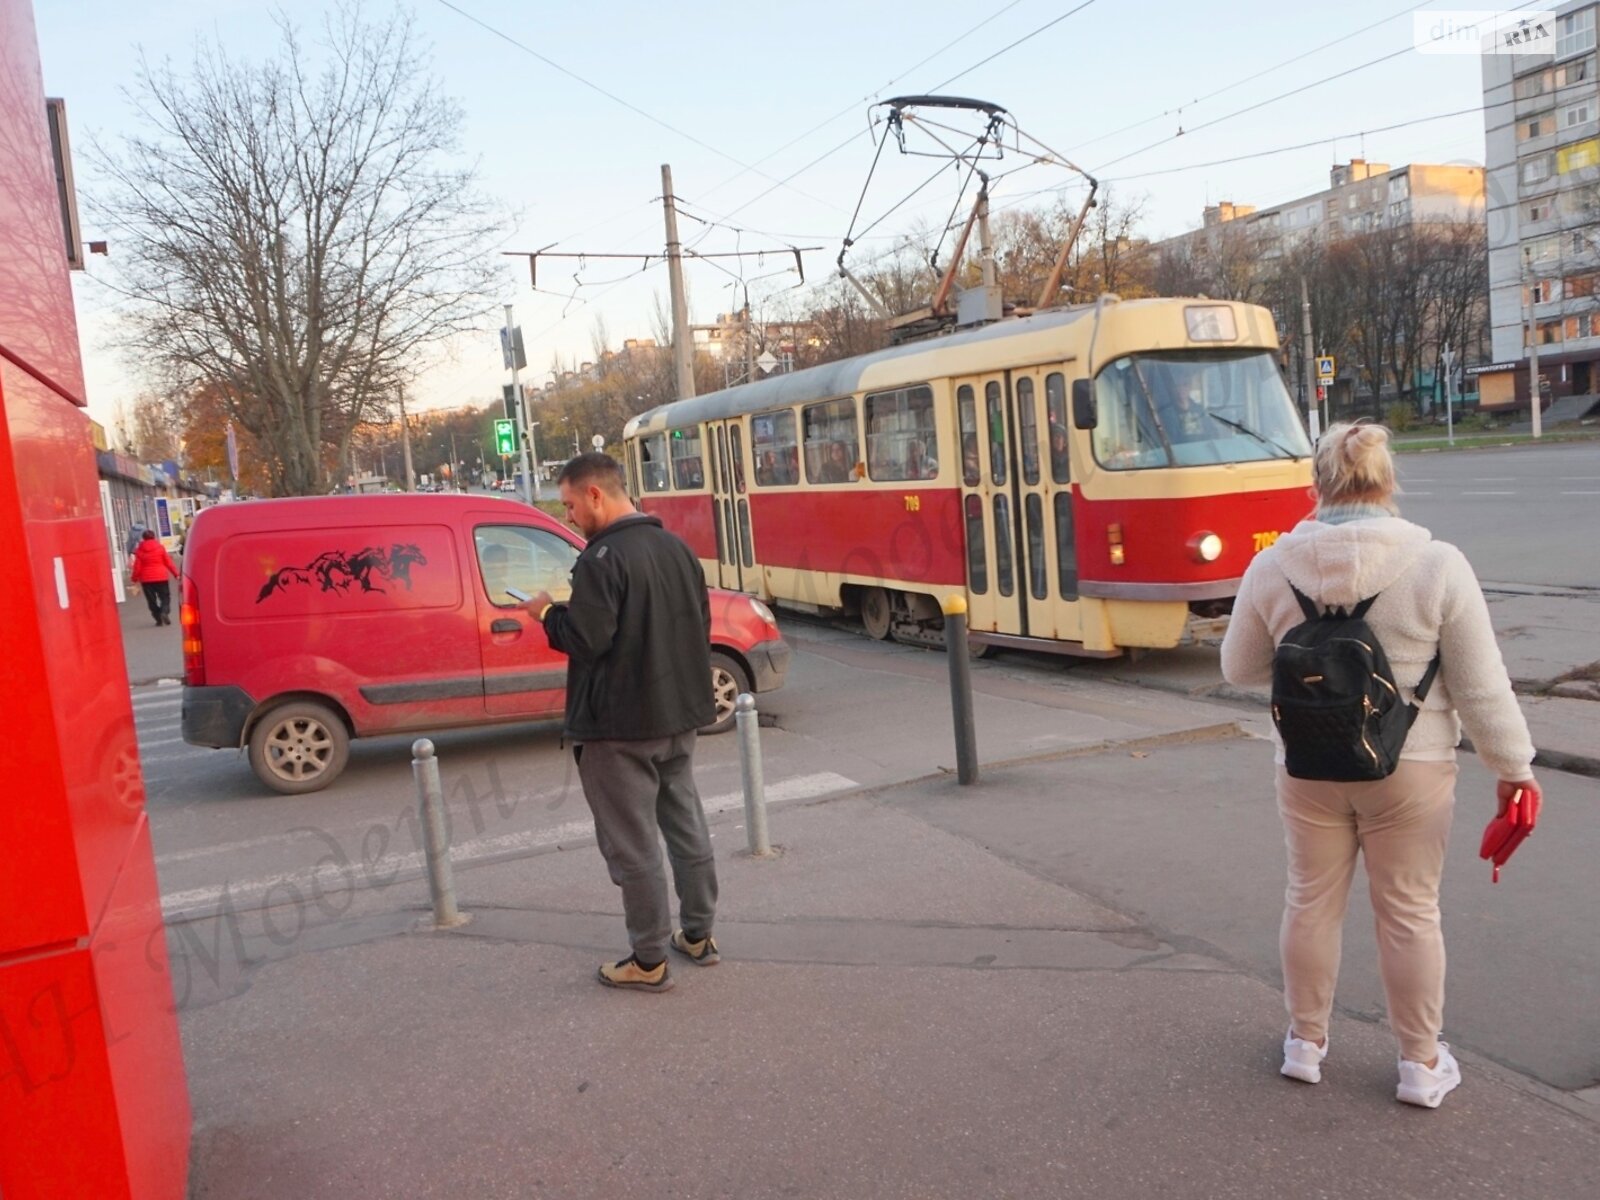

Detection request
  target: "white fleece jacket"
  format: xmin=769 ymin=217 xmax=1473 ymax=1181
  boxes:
xmin=1220 ymin=515 xmax=1535 ymax=781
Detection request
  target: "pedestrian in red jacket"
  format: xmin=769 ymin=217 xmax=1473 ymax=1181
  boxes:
xmin=129 ymin=529 xmax=179 ymax=626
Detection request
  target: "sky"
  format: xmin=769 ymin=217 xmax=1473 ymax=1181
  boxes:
xmin=34 ymin=0 xmax=1503 ymax=431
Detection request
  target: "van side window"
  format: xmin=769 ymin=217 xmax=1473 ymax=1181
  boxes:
xmin=474 ymin=525 xmax=580 ymax=608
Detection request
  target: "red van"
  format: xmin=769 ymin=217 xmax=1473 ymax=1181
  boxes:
xmin=178 ymin=494 xmax=788 ymax=793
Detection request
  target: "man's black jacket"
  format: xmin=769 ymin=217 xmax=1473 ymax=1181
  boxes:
xmin=542 ymin=512 xmax=714 ymax=741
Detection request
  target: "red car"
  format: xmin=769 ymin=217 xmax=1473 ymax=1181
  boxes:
xmin=179 ymin=494 xmax=788 ymax=793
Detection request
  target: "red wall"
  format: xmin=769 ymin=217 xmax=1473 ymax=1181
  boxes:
xmin=0 ymin=2 xmax=191 ymax=1195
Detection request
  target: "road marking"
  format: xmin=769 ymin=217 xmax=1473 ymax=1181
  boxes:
xmin=157 ymin=770 xmax=857 ymax=914
xmin=1405 ymin=491 xmax=1433 ymax=496
xmin=139 ymin=735 xmax=189 ymax=748
xmin=1460 ymin=491 xmax=1515 ymax=496
xmin=1475 ymin=477 xmax=1515 ymax=482
xmin=1561 ymin=490 xmax=1600 ymax=495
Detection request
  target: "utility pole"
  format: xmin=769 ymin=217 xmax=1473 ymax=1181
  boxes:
xmin=1301 ymin=276 xmax=1320 ymax=441
xmin=449 ymin=430 xmax=459 ymax=490
xmin=1523 ymin=247 xmax=1543 ymax=439
xmin=662 ymin=164 xmax=696 ymax=403
xmin=977 ymin=186 xmax=997 ymax=291
xmin=505 ymin=303 xmax=539 ymax=502
xmin=1441 ymin=343 xmax=1456 ymax=446
xmin=397 ymin=388 xmax=416 ymax=492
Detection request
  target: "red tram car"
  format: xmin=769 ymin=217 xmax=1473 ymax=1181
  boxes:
xmin=623 ymin=297 xmax=1315 ymax=656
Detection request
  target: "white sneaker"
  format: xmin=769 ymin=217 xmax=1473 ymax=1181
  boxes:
xmin=1397 ymin=1042 xmax=1461 ymax=1109
xmin=1281 ymin=1032 xmax=1328 ymax=1084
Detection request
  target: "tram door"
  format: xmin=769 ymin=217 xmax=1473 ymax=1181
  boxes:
xmin=1009 ymin=365 xmax=1083 ymax=643
xmin=955 ymin=374 xmax=1024 ymax=636
xmin=707 ymin=419 xmax=758 ymax=592
xmin=955 ymin=368 xmax=1083 ymax=642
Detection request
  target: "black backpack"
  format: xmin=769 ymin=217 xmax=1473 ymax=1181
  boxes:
xmin=1271 ymin=585 xmax=1441 ymax=781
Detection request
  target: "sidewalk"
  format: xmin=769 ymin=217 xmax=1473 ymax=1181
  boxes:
xmin=172 ymin=733 xmax=1600 ymax=1199
xmin=121 ymin=590 xmax=184 ymax=686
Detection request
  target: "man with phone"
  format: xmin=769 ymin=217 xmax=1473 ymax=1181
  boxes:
xmin=524 ymin=452 xmax=719 ymax=992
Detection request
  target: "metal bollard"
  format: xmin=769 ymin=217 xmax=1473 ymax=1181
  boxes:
xmin=412 ymin=739 xmax=469 ymax=927
xmin=734 ymin=693 xmax=773 ymax=856
xmin=942 ymin=596 xmax=979 ymax=785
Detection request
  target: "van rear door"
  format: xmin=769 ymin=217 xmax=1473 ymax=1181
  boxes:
xmin=468 ymin=516 xmax=575 ymax=718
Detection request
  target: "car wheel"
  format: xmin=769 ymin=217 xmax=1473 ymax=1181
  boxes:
xmin=247 ymin=700 xmax=351 ymax=794
xmin=703 ymin=651 xmax=751 ymax=735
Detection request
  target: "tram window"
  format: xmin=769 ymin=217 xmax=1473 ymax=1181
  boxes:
xmin=730 ymin=427 xmax=747 ymax=493
xmin=866 ymin=384 xmax=938 ymax=481
xmin=964 ymin=493 xmax=988 ymax=594
xmin=1017 ymin=378 xmax=1041 ymax=486
xmin=1054 ymin=493 xmax=1078 ymax=599
xmin=985 ymin=381 xmax=1007 ymax=486
xmin=1046 ymin=373 xmax=1071 ymax=484
xmin=751 ymin=409 xmax=800 ymax=486
xmin=803 ymin=397 xmax=860 ymax=484
xmin=958 ymin=385 xmax=980 ymax=486
xmin=1091 ymin=351 xmax=1312 ymax=470
xmin=640 ymin=433 xmax=670 ymax=493
xmin=1025 ymin=494 xmax=1047 ymax=600
xmin=669 ymin=428 xmax=705 ymax=490
xmin=626 ymin=445 xmax=640 ymax=497
xmin=738 ymin=498 xmax=753 ymax=567
xmin=713 ymin=427 xmax=726 ymax=493
xmin=993 ymin=494 xmax=1015 ymax=597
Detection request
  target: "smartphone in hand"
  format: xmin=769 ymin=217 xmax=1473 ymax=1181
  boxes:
xmin=504 ymin=586 xmax=532 ymax=603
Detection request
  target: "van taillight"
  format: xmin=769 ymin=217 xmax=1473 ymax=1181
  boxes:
xmin=180 ymin=576 xmax=204 ymax=686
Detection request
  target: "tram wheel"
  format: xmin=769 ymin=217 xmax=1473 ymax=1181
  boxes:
xmin=859 ymin=587 xmax=893 ymax=640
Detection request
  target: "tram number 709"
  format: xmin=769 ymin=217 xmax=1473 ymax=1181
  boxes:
xmin=1252 ymin=530 xmax=1283 ymax=553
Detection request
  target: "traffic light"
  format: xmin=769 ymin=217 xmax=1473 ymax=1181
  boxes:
xmin=494 ymin=419 xmax=516 ymax=457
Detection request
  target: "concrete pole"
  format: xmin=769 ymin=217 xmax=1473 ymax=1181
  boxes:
xmin=505 ymin=303 xmax=540 ymax=501
xmin=1524 ymin=248 xmax=1543 ymax=439
xmin=1442 ymin=343 xmax=1456 ymax=446
xmin=397 ymin=388 xmax=416 ymax=492
xmin=1301 ymin=276 xmax=1321 ymax=442
xmin=662 ymin=164 xmax=696 ymax=403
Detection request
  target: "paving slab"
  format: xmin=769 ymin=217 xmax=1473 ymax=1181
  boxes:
xmin=173 ymin=748 xmax=1600 ymax=1200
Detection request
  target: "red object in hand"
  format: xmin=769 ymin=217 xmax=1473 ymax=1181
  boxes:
xmin=1480 ymin=784 xmax=1541 ymax=882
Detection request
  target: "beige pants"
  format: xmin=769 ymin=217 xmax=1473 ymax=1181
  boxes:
xmin=1275 ymin=760 xmax=1458 ymax=1064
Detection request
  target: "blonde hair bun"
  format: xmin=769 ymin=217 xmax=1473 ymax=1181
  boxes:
xmin=1314 ymin=421 xmax=1398 ymax=510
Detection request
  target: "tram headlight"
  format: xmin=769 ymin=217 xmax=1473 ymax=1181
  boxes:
xmin=1188 ymin=531 xmax=1224 ymax=563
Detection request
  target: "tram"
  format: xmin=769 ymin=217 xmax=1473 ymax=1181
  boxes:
xmin=622 ymin=296 xmax=1314 ymax=656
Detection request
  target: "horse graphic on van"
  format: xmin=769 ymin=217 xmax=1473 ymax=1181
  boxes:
xmin=257 ymin=543 xmax=428 ymax=602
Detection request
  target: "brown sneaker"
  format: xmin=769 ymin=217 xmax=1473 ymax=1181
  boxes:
xmin=597 ymin=954 xmax=673 ymax=992
xmin=669 ymin=930 xmax=720 ymax=966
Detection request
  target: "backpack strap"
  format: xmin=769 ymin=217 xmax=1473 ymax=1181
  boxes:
xmin=1350 ymin=594 xmax=1379 ymax=620
xmin=1414 ymin=650 xmax=1442 ymax=703
xmin=1288 ymin=584 xmax=1320 ymax=622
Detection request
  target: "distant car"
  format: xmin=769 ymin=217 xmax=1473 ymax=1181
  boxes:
xmin=178 ymin=493 xmax=789 ymax=793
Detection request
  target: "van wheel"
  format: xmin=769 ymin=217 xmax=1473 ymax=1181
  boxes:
xmin=248 ymin=701 xmax=350 ymax=794
xmin=703 ymin=652 xmax=751 ymax=735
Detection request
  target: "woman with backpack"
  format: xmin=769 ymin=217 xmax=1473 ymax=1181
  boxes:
xmin=1221 ymin=421 xmax=1541 ymax=1109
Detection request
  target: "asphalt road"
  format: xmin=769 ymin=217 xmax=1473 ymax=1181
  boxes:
xmin=1395 ymin=441 xmax=1600 ymax=589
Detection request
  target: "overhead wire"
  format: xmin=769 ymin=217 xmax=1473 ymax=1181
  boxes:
xmin=430 ymin=0 xmax=843 ymax=213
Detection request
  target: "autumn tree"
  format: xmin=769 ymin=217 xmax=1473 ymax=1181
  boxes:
xmin=96 ymin=3 xmax=501 ymax=496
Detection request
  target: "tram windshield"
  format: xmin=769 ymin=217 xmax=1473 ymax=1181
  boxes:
xmin=1091 ymin=350 xmax=1311 ymax=470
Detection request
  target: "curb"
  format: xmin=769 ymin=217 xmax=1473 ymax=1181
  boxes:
xmin=1094 ymin=672 xmax=1600 ymax=780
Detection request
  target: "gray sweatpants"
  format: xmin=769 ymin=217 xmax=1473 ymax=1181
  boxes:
xmin=575 ymin=732 xmax=718 ymax=963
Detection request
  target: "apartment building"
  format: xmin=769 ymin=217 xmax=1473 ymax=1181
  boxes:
xmin=1481 ymin=0 xmax=1600 ymax=408
xmin=1153 ymin=159 xmax=1484 ymax=265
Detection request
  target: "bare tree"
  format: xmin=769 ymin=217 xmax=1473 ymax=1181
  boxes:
xmin=95 ymin=4 xmax=502 ymax=496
